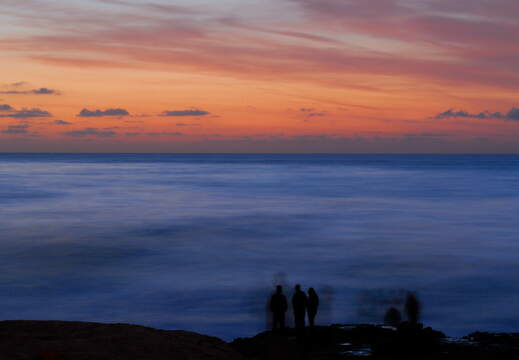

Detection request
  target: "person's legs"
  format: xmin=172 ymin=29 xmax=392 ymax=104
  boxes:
xmin=308 ymin=312 xmax=315 ymax=327
xmin=273 ymin=313 xmax=280 ymax=330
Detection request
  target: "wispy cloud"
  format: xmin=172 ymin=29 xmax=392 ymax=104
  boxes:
xmin=9 ymin=82 xmax=27 ymax=87
xmin=96 ymin=0 xmax=198 ymax=15
xmin=2 ymin=0 xmax=518 ymax=95
xmin=300 ymin=108 xmax=327 ymax=118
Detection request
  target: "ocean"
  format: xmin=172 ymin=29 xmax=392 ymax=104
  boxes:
xmin=1 ymin=154 xmax=518 ymax=340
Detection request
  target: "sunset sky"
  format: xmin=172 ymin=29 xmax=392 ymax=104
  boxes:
xmin=1 ymin=0 xmax=519 ymax=152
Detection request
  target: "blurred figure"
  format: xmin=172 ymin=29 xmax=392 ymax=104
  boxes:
xmin=307 ymin=288 xmax=319 ymax=327
xmin=384 ymin=307 xmax=402 ymax=327
xmin=292 ymin=284 xmax=308 ymax=331
xmin=405 ymin=292 xmax=421 ymax=324
xmin=318 ymin=285 xmax=335 ymax=325
xmin=270 ymin=285 xmax=288 ymax=331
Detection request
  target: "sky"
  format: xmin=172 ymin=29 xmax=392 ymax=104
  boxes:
xmin=1 ymin=0 xmax=519 ymax=153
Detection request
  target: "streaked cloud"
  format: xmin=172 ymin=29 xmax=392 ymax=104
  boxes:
xmin=300 ymin=108 xmax=327 ymax=118
xmin=1 ymin=0 xmax=519 ymax=152
xmin=3 ymin=0 xmax=519 ymax=92
xmin=9 ymin=82 xmax=27 ymax=87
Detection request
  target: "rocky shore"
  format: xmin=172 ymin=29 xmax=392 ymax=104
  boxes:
xmin=0 ymin=321 xmax=242 ymax=360
xmin=1 ymin=321 xmax=519 ymax=359
xmin=232 ymin=324 xmax=519 ymax=359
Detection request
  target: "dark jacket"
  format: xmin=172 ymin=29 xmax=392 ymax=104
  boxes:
xmin=292 ymin=291 xmax=308 ymax=314
xmin=270 ymin=293 xmax=288 ymax=313
xmin=308 ymin=291 xmax=319 ymax=314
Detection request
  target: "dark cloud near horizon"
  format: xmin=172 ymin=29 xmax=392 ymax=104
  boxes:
xmin=508 ymin=108 xmax=519 ymax=121
xmin=1 ymin=124 xmax=29 ymax=134
xmin=146 ymin=131 xmax=183 ymax=137
xmin=306 ymin=112 xmax=327 ymax=117
xmin=0 ymin=87 xmax=59 ymax=95
xmin=33 ymin=88 xmax=58 ymax=95
xmin=300 ymin=108 xmax=327 ymax=120
xmin=53 ymin=120 xmax=72 ymax=125
xmin=403 ymin=133 xmax=451 ymax=143
xmin=404 ymin=132 xmax=450 ymax=138
xmin=160 ymin=109 xmax=210 ymax=117
xmin=63 ymin=128 xmax=117 ymax=137
xmin=77 ymin=108 xmax=130 ymax=117
xmin=176 ymin=123 xmax=200 ymax=127
xmin=0 ymin=107 xmax=52 ymax=118
xmin=0 ymin=104 xmax=14 ymax=111
xmin=434 ymin=107 xmax=519 ymax=121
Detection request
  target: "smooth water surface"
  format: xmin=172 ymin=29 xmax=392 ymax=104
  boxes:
xmin=1 ymin=154 xmax=518 ymax=339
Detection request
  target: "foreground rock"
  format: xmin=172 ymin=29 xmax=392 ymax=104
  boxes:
xmin=0 ymin=321 xmax=243 ymax=360
xmin=231 ymin=324 xmax=519 ymax=359
xmin=3 ymin=321 xmax=519 ymax=360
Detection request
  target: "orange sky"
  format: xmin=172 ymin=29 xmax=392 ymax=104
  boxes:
xmin=1 ymin=0 xmax=519 ymax=152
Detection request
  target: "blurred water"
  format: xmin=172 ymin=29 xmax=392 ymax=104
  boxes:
xmin=0 ymin=154 xmax=518 ymax=340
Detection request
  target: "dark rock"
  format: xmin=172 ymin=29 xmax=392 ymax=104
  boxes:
xmin=0 ymin=320 xmax=243 ymax=360
xmin=231 ymin=324 xmax=519 ymax=359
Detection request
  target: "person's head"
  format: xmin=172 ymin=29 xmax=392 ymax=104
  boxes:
xmin=276 ymin=285 xmax=283 ymax=293
xmin=295 ymin=284 xmax=301 ymax=292
xmin=308 ymin=287 xmax=315 ymax=294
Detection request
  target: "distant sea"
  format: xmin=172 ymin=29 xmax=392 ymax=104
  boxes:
xmin=1 ymin=154 xmax=519 ymax=340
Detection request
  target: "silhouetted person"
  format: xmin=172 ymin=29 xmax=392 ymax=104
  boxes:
xmin=270 ymin=285 xmax=288 ymax=331
xmin=292 ymin=284 xmax=308 ymax=332
xmin=307 ymin=288 xmax=319 ymax=327
xmin=384 ymin=307 xmax=402 ymax=326
xmin=405 ymin=292 xmax=421 ymax=324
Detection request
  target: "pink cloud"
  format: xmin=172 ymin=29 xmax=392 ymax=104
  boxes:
xmin=2 ymin=0 xmax=519 ymax=92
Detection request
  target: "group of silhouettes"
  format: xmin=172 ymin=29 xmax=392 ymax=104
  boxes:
xmin=384 ymin=292 xmax=421 ymax=326
xmin=269 ymin=284 xmax=319 ymax=332
xmin=270 ymin=285 xmax=422 ymax=334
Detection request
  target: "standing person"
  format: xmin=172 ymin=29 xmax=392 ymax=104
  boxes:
xmin=307 ymin=288 xmax=319 ymax=327
xmin=270 ymin=285 xmax=288 ymax=331
xmin=405 ymin=292 xmax=421 ymax=324
xmin=292 ymin=284 xmax=308 ymax=331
